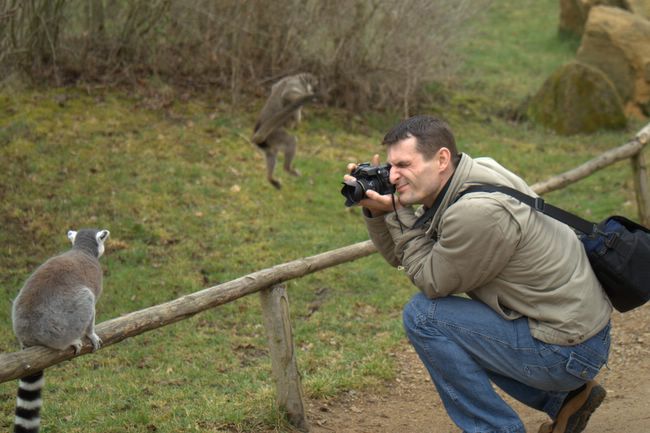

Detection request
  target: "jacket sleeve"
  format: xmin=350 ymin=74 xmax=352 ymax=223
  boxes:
xmin=384 ymin=198 xmax=520 ymax=298
xmin=363 ymin=209 xmax=402 ymax=267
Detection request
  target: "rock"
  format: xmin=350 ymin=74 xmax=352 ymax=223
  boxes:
xmin=559 ymin=0 xmax=629 ymax=37
xmin=627 ymin=0 xmax=650 ymax=20
xmin=576 ymin=6 xmax=650 ymax=117
xmin=527 ymin=61 xmax=626 ymax=135
xmin=559 ymin=0 xmax=587 ymax=36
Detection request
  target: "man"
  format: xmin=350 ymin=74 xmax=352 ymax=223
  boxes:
xmin=345 ymin=115 xmax=612 ymax=433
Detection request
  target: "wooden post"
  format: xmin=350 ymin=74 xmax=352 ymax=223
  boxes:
xmin=632 ymin=124 xmax=650 ymax=226
xmin=632 ymin=149 xmax=650 ymax=226
xmin=259 ymin=284 xmax=309 ymax=432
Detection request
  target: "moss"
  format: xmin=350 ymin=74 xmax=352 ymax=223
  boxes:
xmin=528 ymin=61 xmax=627 ymax=135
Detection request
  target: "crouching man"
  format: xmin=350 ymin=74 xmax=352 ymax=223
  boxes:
xmin=344 ymin=115 xmax=612 ymax=433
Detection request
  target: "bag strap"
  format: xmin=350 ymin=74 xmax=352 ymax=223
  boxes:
xmin=458 ymin=185 xmax=598 ymax=235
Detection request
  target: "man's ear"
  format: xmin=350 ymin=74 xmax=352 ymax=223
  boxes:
xmin=438 ymin=147 xmax=452 ymax=172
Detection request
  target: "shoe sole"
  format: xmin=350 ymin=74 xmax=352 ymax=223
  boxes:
xmin=552 ymin=381 xmax=607 ymax=433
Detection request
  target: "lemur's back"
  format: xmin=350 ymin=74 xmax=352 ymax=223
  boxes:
xmin=12 ymin=248 xmax=102 ymax=350
xmin=251 ymin=72 xmax=319 ymax=189
xmin=11 ymin=228 xmax=109 ymax=433
xmin=254 ymin=73 xmax=318 ymax=136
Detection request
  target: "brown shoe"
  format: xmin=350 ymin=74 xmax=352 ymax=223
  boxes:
xmin=537 ymin=381 xmax=607 ymax=433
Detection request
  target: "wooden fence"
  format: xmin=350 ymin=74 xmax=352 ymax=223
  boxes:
xmin=530 ymin=122 xmax=650 ymax=226
xmin=1 ymin=122 xmax=649 ymax=432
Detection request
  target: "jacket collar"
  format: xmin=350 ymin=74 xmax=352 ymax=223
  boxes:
xmin=423 ymin=153 xmax=474 ymax=236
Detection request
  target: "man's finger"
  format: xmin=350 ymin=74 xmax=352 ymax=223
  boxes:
xmin=359 ymin=191 xmax=394 ymax=213
xmin=347 ymin=162 xmax=357 ymax=174
xmin=365 ymin=189 xmax=392 ymax=204
xmin=371 ymin=154 xmax=380 ymax=166
xmin=365 ymin=190 xmax=379 ymax=200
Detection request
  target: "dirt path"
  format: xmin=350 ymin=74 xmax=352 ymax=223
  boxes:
xmin=306 ymin=307 xmax=650 ymax=433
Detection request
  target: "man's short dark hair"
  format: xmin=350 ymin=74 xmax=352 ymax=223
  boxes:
xmin=382 ymin=115 xmax=461 ymax=166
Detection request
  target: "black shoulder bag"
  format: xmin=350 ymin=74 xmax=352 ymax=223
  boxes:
xmin=458 ymin=184 xmax=650 ymax=313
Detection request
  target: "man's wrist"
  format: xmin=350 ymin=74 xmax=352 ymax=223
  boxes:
xmin=363 ymin=207 xmax=388 ymax=218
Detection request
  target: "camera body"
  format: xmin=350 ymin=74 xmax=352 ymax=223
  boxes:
xmin=341 ymin=162 xmax=395 ymax=207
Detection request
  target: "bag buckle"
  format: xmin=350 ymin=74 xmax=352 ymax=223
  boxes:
xmin=533 ymin=197 xmax=545 ymax=211
xmin=605 ymin=232 xmax=620 ymax=248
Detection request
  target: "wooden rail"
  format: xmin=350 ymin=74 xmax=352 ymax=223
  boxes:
xmin=0 ymin=240 xmax=377 ymax=431
xmin=530 ymin=122 xmax=650 ymax=224
xmin=1 ymin=123 xmax=648 ymax=431
xmin=0 ymin=240 xmax=378 ymax=383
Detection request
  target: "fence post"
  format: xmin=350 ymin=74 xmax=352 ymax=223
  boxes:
xmin=632 ymin=149 xmax=650 ymax=227
xmin=259 ymin=284 xmax=309 ymax=432
xmin=632 ymin=124 xmax=650 ymax=226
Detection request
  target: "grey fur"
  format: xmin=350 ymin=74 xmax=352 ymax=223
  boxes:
xmin=11 ymin=228 xmax=109 ymax=433
xmin=252 ymin=73 xmax=319 ymax=189
xmin=12 ymin=228 xmax=109 ymax=353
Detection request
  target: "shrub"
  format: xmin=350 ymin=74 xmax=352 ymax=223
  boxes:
xmin=0 ymin=0 xmax=488 ymax=113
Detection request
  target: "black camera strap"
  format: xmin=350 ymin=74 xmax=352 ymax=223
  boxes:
xmin=413 ymin=174 xmax=454 ymax=229
xmin=456 ymin=184 xmax=598 ymax=235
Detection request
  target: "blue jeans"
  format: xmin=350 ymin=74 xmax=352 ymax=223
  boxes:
xmin=403 ymin=293 xmax=611 ymax=433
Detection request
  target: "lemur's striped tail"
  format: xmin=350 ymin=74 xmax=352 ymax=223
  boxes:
xmin=14 ymin=371 xmax=44 ymax=433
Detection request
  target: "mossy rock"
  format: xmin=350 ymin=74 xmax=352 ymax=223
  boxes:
xmin=527 ymin=61 xmax=626 ymax=135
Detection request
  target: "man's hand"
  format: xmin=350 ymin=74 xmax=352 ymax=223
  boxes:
xmin=345 ymin=154 xmax=401 ymax=217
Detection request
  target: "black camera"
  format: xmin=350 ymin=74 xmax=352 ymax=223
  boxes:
xmin=341 ymin=163 xmax=395 ymax=207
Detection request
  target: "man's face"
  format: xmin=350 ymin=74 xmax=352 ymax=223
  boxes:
xmin=387 ymin=136 xmax=443 ymax=208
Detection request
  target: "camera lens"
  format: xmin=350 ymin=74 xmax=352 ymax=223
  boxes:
xmin=341 ymin=162 xmax=394 ymax=207
xmin=341 ymin=180 xmax=367 ymax=207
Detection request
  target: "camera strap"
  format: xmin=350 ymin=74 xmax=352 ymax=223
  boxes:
xmin=413 ymin=174 xmax=455 ymax=229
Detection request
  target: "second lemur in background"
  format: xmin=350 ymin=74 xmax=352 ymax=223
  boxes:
xmin=11 ymin=228 xmax=110 ymax=433
xmin=252 ymin=72 xmax=319 ymax=189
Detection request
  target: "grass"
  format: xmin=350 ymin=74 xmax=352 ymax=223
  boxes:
xmin=458 ymin=0 xmax=581 ymax=103
xmin=0 ymin=0 xmax=647 ymax=432
xmin=0 ymin=87 xmax=408 ymax=432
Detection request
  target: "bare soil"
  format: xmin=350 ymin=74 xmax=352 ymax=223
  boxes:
xmin=305 ymin=307 xmax=650 ymax=433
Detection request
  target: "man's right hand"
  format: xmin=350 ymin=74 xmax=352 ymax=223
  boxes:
xmin=345 ymin=154 xmax=400 ymax=217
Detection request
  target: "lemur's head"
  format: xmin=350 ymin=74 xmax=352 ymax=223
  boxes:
xmin=67 ymin=229 xmax=110 ymax=258
xmin=301 ymin=73 xmax=319 ymax=95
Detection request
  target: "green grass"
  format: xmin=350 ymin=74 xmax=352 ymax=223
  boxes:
xmin=459 ymin=0 xmax=581 ymax=103
xmin=0 ymin=88 xmax=408 ymax=432
xmin=0 ymin=0 xmax=647 ymax=432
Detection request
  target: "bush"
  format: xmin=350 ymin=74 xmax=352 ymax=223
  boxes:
xmin=0 ymin=0 xmax=488 ymax=113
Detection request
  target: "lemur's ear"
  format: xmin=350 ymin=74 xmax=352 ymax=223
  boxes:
xmin=97 ymin=230 xmax=110 ymax=243
xmin=67 ymin=230 xmax=77 ymax=244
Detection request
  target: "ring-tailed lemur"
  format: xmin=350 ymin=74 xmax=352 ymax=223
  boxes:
xmin=11 ymin=228 xmax=110 ymax=433
xmin=251 ymin=72 xmax=319 ymax=189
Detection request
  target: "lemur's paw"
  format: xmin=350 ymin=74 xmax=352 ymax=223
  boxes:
xmin=88 ymin=333 xmax=103 ymax=352
xmin=70 ymin=340 xmax=83 ymax=355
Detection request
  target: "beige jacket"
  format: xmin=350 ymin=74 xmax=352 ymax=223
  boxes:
xmin=365 ymin=154 xmax=612 ymax=345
